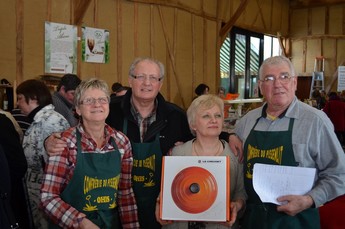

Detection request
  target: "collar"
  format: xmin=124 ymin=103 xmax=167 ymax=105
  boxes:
xmin=121 ymin=89 xmax=170 ymax=120
xmin=130 ymin=97 xmax=158 ymax=120
xmin=27 ymin=105 xmax=43 ymax=122
xmin=54 ymin=92 xmax=73 ymax=109
xmin=261 ymin=97 xmax=299 ymax=120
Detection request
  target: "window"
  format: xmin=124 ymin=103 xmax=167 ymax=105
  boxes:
xmin=220 ymin=27 xmax=281 ymax=99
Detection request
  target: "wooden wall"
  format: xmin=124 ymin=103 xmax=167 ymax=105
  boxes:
xmin=0 ymin=0 xmax=289 ymax=109
xmin=289 ymin=2 xmax=345 ymax=94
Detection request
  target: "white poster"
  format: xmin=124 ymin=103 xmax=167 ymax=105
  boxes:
xmin=337 ymin=66 xmax=345 ymax=92
xmin=82 ymin=27 xmax=109 ymax=63
xmin=45 ymin=22 xmax=77 ymax=74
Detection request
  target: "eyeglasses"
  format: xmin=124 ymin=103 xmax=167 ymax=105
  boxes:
xmin=261 ymin=73 xmax=294 ymax=84
xmin=80 ymin=97 xmax=109 ymax=105
xmin=131 ymin=74 xmax=162 ymax=83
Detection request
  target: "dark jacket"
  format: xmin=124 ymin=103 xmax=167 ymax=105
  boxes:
xmin=0 ymin=114 xmax=29 ymax=228
xmin=106 ymin=89 xmax=193 ymax=156
xmin=323 ymin=95 xmax=345 ymax=132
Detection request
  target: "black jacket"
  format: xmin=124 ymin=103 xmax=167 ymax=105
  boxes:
xmin=0 ymin=114 xmax=29 ymax=228
xmin=106 ymin=89 xmax=193 ymax=156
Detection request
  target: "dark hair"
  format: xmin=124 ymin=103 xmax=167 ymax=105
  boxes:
xmin=16 ymin=79 xmax=52 ymax=106
xmin=111 ymin=82 xmax=123 ymax=93
xmin=57 ymin=74 xmax=81 ymax=92
xmin=195 ymin=83 xmax=209 ymax=96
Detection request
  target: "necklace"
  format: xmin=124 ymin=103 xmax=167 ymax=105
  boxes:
xmin=192 ymin=140 xmax=223 ymax=156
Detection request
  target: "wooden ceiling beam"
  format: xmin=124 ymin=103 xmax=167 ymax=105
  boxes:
xmin=219 ymin=0 xmax=249 ymax=43
xmin=290 ymin=0 xmax=345 ymax=9
xmin=73 ymin=0 xmax=92 ymax=25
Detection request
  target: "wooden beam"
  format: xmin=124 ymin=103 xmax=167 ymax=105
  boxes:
xmin=158 ymin=6 xmax=186 ymax=109
xmin=73 ymin=0 xmax=92 ymax=25
xmin=291 ymin=34 xmax=345 ymax=41
xmin=325 ymin=59 xmax=345 ymax=93
xmin=16 ymin=0 xmax=24 ymax=84
xmin=219 ymin=0 xmax=249 ymax=43
xmin=128 ymin=0 xmax=217 ymax=21
xmin=116 ymin=0 xmax=123 ymax=83
xmin=290 ymin=0 xmax=345 ymax=9
xmin=277 ymin=33 xmax=287 ymax=57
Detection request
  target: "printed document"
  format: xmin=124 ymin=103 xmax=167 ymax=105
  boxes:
xmin=253 ymin=163 xmax=316 ymax=205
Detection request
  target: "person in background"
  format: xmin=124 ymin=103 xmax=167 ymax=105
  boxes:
xmin=322 ymin=91 xmax=345 ymax=147
xmin=229 ymin=56 xmax=345 ymax=229
xmin=194 ymin=83 xmax=209 ymax=97
xmin=17 ymin=79 xmax=70 ymax=228
xmin=218 ymin=86 xmax=226 ymax=98
xmin=11 ymin=107 xmax=32 ymax=134
xmin=52 ymin=73 xmax=81 ymax=126
xmin=0 ymin=113 xmax=29 ymax=228
xmin=41 ymin=78 xmax=139 ymax=228
xmin=157 ymin=94 xmax=246 ymax=229
xmin=311 ymin=89 xmax=326 ymax=110
xmin=110 ymin=85 xmax=130 ymax=103
xmin=111 ymin=82 xmax=123 ymax=95
xmin=320 ymin=90 xmax=327 ymax=106
xmin=0 ymin=109 xmax=23 ymax=142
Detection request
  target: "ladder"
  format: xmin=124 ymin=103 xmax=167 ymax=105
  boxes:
xmin=310 ymin=56 xmax=325 ymax=98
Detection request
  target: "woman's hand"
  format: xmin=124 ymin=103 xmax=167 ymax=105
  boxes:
xmin=218 ymin=199 xmax=245 ymax=227
xmin=155 ymin=197 xmax=173 ymax=226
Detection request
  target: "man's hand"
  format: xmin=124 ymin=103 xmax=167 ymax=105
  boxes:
xmin=229 ymin=134 xmax=244 ymax=162
xmin=78 ymin=218 xmax=100 ymax=229
xmin=45 ymin=132 xmax=66 ymax=156
xmin=276 ymin=195 xmax=314 ymax=216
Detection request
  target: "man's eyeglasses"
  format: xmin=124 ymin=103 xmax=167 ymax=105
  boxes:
xmin=131 ymin=74 xmax=162 ymax=83
xmin=80 ymin=97 xmax=109 ymax=105
xmin=261 ymin=73 xmax=294 ymax=84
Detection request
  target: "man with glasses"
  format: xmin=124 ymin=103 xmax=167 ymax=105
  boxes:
xmin=106 ymin=57 xmax=193 ymax=228
xmin=230 ymin=56 xmax=345 ymax=228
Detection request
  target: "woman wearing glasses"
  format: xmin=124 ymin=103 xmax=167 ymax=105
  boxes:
xmin=41 ymin=78 xmax=139 ymax=228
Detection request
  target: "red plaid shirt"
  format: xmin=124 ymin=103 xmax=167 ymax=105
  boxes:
xmin=40 ymin=124 xmax=139 ymax=228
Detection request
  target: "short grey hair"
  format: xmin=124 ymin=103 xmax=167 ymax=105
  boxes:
xmin=259 ymin=56 xmax=296 ymax=80
xmin=74 ymin=78 xmax=110 ymax=107
xmin=187 ymin=94 xmax=224 ymax=136
xmin=128 ymin=57 xmax=165 ymax=80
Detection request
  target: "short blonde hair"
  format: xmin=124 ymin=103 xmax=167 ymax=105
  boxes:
xmin=74 ymin=78 xmax=110 ymax=107
xmin=187 ymin=94 xmax=224 ymax=136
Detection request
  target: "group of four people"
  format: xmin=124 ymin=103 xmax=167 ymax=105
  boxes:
xmin=8 ymin=56 xmax=345 ymax=229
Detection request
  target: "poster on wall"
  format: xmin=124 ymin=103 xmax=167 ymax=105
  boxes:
xmin=44 ymin=22 xmax=77 ymax=74
xmin=82 ymin=27 xmax=109 ymax=63
xmin=337 ymin=66 xmax=345 ymax=92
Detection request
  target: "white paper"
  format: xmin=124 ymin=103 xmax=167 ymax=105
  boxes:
xmin=253 ymin=163 xmax=316 ymax=205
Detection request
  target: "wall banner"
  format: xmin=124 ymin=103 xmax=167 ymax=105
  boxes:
xmin=45 ymin=22 xmax=77 ymax=74
xmin=82 ymin=27 xmax=109 ymax=64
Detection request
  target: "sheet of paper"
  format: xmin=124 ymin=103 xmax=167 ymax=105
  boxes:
xmin=253 ymin=163 xmax=316 ymax=205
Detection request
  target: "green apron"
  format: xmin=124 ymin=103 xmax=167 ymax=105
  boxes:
xmin=123 ymin=119 xmax=162 ymax=229
xmin=241 ymin=118 xmax=320 ymax=229
xmin=50 ymin=130 xmax=122 ymax=228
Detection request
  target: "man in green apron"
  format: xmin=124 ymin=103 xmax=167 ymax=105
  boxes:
xmin=230 ymin=56 xmax=345 ymax=229
xmin=107 ymin=57 xmax=194 ymax=228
